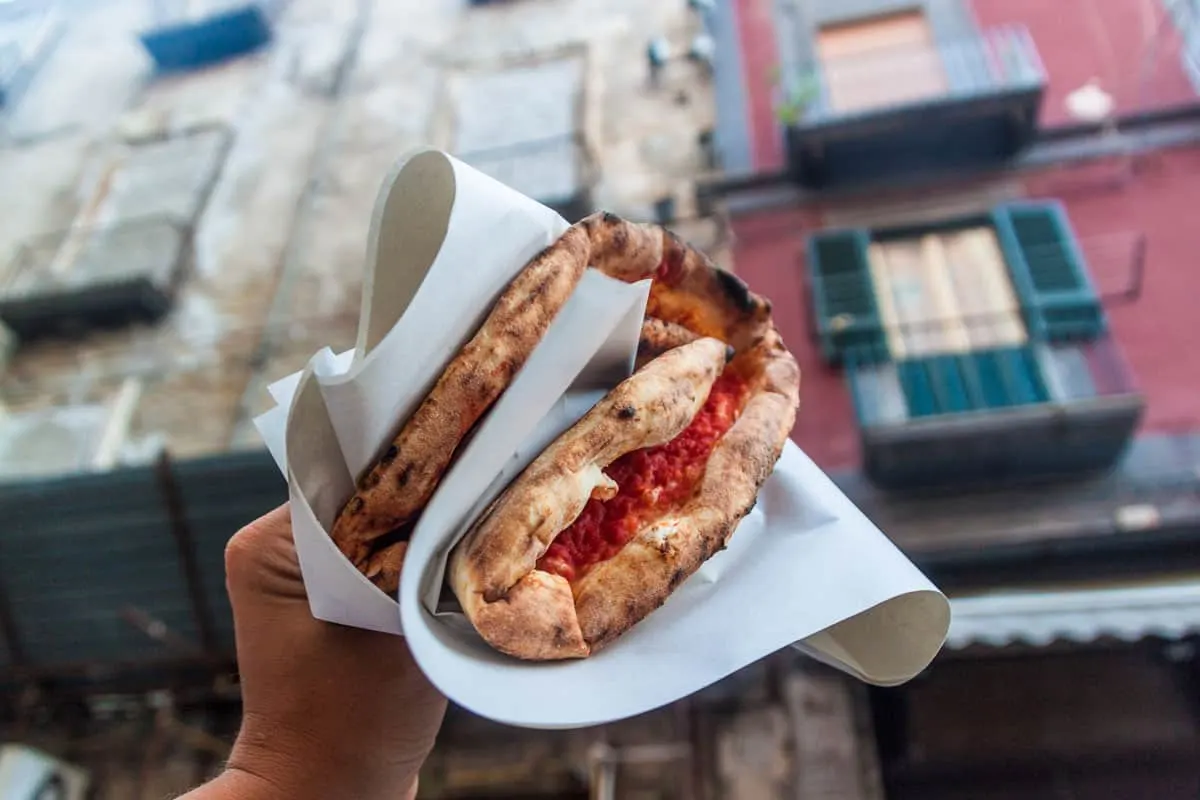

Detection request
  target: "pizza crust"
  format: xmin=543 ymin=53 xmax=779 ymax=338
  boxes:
xmin=448 ymin=338 xmax=731 ymax=659
xmin=636 ymin=316 xmax=702 ymax=370
xmin=449 ymin=229 xmax=800 ymax=659
xmin=331 ymin=212 xmax=664 ymax=593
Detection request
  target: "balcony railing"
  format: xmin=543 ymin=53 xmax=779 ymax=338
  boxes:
xmin=456 ymin=133 xmax=597 ymax=223
xmin=0 ymin=215 xmax=192 ymax=338
xmin=846 ymin=331 xmax=1139 ymax=428
xmin=782 ymin=25 xmax=1045 ymax=126
xmin=2 ymin=215 xmax=190 ymax=296
xmin=840 ymin=310 xmax=1143 ymax=489
xmin=780 ymin=26 xmax=1046 ymax=187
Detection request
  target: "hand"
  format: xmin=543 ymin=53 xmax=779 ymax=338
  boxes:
xmin=183 ymin=504 xmax=447 ymax=800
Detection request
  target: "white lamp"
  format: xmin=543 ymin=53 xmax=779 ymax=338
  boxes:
xmin=1065 ymin=78 xmax=1115 ymax=123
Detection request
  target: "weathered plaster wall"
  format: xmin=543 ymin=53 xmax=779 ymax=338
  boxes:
xmin=0 ymin=0 xmax=718 ymax=461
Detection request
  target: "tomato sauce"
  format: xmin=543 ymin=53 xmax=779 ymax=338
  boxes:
xmin=537 ymin=371 xmax=748 ymax=583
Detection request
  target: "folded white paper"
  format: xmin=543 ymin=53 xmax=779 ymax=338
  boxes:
xmin=253 ymin=148 xmax=951 ymax=729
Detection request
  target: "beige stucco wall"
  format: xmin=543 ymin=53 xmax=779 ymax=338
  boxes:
xmin=0 ymin=0 xmax=717 ymax=463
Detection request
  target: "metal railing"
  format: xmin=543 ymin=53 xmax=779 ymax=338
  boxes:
xmin=842 ymin=312 xmax=1140 ymax=430
xmin=802 ymin=226 xmax=1147 ymax=354
xmin=456 ymin=132 xmax=599 ymax=210
xmin=778 ymin=25 xmax=1045 ymax=126
xmin=1 ymin=214 xmax=193 ymax=298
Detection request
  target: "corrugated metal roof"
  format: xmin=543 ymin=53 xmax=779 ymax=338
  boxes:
xmin=946 ymin=579 xmax=1200 ymax=649
xmin=0 ymin=465 xmax=194 ymax=666
xmin=174 ymin=448 xmax=286 ymax=652
xmin=0 ymin=449 xmax=284 ymax=674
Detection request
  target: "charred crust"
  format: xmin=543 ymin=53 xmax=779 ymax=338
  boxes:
xmin=617 ymin=405 xmax=637 ymax=419
xmin=530 ymin=242 xmax=555 ymax=265
xmin=601 ymin=211 xmax=622 ymax=226
xmin=713 ymin=267 xmax=758 ymax=313
xmin=380 ymin=444 xmax=399 ymax=465
xmin=611 ymin=223 xmax=629 ymax=253
xmin=345 ymin=496 xmax=364 ymax=515
xmin=514 ymin=269 xmax=554 ymax=314
xmin=396 ymin=465 xmax=412 ymax=487
xmin=669 ymin=567 xmax=687 ymax=590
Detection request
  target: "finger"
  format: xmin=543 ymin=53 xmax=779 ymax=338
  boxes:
xmin=226 ymin=503 xmax=307 ymax=603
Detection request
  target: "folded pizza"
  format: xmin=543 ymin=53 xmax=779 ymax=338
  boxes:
xmin=449 ymin=229 xmax=801 ymax=660
xmin=330 ymin=213 xmax=666 ymax=593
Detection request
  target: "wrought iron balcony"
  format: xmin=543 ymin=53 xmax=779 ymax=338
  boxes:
xmin=781 ymin=25 xmax=1046 ymax=189
xmin=825 ymin=223 xmax=1148 ymax=491
xmin=0 ymin=215 xmax=192 ymax=340
xmin=845 ymin=321 xmax=1143 ymax=491
xmin=456 ymin=133 xmax=597 ymax=223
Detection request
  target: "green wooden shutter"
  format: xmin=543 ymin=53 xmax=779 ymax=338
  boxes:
xmin=992 ymin=201 xmax=1105 ymax=341
xmin=804 ymin=228 xmax=885 ymax=364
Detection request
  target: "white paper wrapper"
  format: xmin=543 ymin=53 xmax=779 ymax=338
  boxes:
xmin=254 ymin=148 xmax=951 ymax=729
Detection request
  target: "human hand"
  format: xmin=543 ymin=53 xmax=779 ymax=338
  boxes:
xmin=185 ymin=504 xmax=446 ymax=800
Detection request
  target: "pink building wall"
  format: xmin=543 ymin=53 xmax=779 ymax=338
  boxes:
xmin=969 ymin=0 xmax=1197 ymax=126
xmin=728 ymin=0 xmax=1200 ymax=471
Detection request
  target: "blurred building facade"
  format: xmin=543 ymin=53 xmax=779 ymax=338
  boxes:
xmin=0 ymin=1 xmax=743 ymax=797
xmin=706 ymin=0 xmax=1200 ymax=796
xmin=2 ymin=0 xmax=1200 ymax=798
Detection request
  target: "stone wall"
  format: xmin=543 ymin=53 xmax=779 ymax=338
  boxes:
xmin=0 ymin=0 xmax=718 ymax=462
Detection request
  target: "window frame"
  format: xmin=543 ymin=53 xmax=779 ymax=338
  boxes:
xmin=806 ymin=200 xmax=1111 ymax=428
xmin=805 ymin=200 xmax=1105 ymax=367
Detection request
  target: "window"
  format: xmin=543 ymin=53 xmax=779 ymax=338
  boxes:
xmin=807 ymin=201 xmax=1104 ymax=363
xmin=451 ymin=56 xmax=592 ymax=221
xmin=815 ymin=11 xmax=948 ymax=114
xmin=806 ymin=201 xmax=1108 ymax=422
xmin=868 ymin=227 xmax=1026 ymax=359
xmin=806 ymin=202 xmax=1141 ymax=488
xmin=0 ymin=129 xmax=227 ymax=340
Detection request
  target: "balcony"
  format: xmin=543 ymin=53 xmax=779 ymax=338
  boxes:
xmin=800 ymin=207 xmax=1147 ymax=490
xmin=0 ymin=215 xmax=192 ymax=340
xmin=0 ymin=129 xmax=226 ymax=341
xmin=781 ymin=25 xmax=1046 ymax=189
xmin=845 ymin=330 xmax=1144 ymax=491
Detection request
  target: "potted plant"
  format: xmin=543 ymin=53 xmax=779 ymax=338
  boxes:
xmin=772 ymin=68 xmax=821 ymax=126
